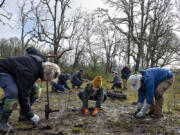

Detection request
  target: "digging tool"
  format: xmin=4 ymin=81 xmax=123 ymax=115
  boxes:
xmin=44 ymin=55 xmax=59 ymax=120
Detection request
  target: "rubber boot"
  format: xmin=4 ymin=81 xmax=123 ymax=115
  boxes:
xmin=0 ymin=114 xmax=13 ymax=133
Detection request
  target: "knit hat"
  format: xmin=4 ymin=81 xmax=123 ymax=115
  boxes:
xmin=65 ymin=73 xmax=71 ymax=79
xmin=92 ymin=76 xmax=103 ymax=88
xmin=80 ymin=69 xmax=84 ymax=72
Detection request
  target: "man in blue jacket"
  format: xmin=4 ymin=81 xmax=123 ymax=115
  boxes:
xmin=0 ymin=55 xmax=60 ymax=132
xmin=129 ymin=68 xmax=174 ymax=118
xmin=51 ymin=73 xmax=71 ymax=93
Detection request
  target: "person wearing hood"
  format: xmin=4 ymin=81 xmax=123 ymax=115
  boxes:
xmin=51 ymin=73 xmax=72 ymax=93
xmin=71 ymin=69 xmax=86 ymax=88
xmin=18 ymin=46 xmax=45 ymax=121
xmin=78 ymin=76 xmax=107 ymax=116
xmin=26 ymin=46 xmax=47 ymax=62
xmin=0 ymin=55 xmax=60 ymax=133
xmin=111 ymin=71 xmax=122 ymax=90
xmin=128 ymin=67 xmax=174 ymax=118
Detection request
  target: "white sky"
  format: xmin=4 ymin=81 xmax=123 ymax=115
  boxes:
xmin=0 ymin=0 xmax=105 ymax=39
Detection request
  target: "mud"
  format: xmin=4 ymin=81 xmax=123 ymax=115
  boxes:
xmin=6 ymin=87 xmax=180 ymax=135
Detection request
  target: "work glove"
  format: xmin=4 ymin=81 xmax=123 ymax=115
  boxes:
xmin=30 ymin=114 xmax=40 ymax=123
xmin=83 ymin=108 xmax=88 ymax=115
xmin=92 ymin=107 xmax=99 ymax=116
xmin=135 ymin=103 xmax=151 ymax=118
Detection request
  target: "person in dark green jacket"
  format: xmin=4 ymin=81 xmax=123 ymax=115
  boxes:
xmin=78 ymin=76 xmax=107 ymax=116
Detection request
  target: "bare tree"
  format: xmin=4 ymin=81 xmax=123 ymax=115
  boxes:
xmin=95 ymin=21 xmax=122 ymax=73
xmin=0 ymin=0 xmax=5 ymax=7
xmin=0 ymin=37 xmax=21 ymax=57
xmin=30 ymin=0 xmax=74 ymax=63
xmin=0 ymin=0 xmax=12 ymax=25
xmin=143 ymin=0 xmax=176 ymax=67
xmin=18 ymin=0 xmax=35 ymax=54
xmin=97 ymin=0 xmax=177 ymax=71
xmin=68 ymin=9 xmax=88 ymax=69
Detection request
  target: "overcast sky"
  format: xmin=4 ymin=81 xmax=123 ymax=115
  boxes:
xmin=0 ymin=0 xmax=105 ymax=39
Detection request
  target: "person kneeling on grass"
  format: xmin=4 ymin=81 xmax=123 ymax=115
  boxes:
xmin=51 ymin=73 xmax=72 ymax=93
xmin=78 ymin=76 xmax=107 ymax=116
xmin=71 ymin=69 xmax=86 ymax=88
xmin=128 ymin=67 xmax=174 ymax=118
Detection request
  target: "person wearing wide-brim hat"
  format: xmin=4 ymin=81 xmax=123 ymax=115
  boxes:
xmin=128 ymin=67 xmax=174 ymax=118
xmin=78 ymin=76 xmax=107 ymax=116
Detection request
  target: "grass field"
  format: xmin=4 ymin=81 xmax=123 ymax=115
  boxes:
xmin=0 ymin=74 xmax=179 ymax=135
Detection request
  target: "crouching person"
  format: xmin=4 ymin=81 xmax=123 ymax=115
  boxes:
xmin=78 ymin=76 xmax=107 ymax=116
xmin=128 ymin=68 xmax=174 ymax=118
xmin=51 ymin=73 xmax=71 ymax=93
xmin=0 ymin=55 xmax=60 ymax=133
xmin=71 ymin=69 xmax=86 ymax=88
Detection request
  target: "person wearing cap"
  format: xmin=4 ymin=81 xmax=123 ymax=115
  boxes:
xmin=78 ymin=76 xmax=107 ymax=116
xmin=0 ymin=55 xmax=60 ymax=133
xmin=121 ymin=65 xmax=131 ymax=90
xmin=128 ymin=67 xmax=174 ymax=118
xmin=51 ymin=73 xmax=72 ymax=93
xmin=71 ymin=69 xmax=86 ymax=88
xmin=111 ymin=71 xmax=122 ymax=90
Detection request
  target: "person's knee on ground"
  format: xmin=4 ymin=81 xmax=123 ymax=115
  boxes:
xmin=71 ymin=80 xmax=83 ymax=88
xmin=0 ymin=98 xmax=18 ymax=133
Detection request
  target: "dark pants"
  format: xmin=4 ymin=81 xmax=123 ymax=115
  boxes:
xmin=78 ymin=91 xmax=107 ymax=105
xmin=51 ymin=82 xmax=66 ymax=92
xmin=150 ymin=76 xmax=174 ymax=116
xmin=20 ymin=83 xmax=38 ymax=116
xmin=0 ymin=73 xmax=18 ymax=116
xmin=112 ymin=82 xmax=122 ymax=89
xmin=71 ymin=80 xmax=83 ymax=87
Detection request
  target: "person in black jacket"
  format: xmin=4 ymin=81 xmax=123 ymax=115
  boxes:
xmin=121 ymin=65 xmax=131 ymax=90
xmin=18 ymin=46 xmax=45 ymax=121
xmin=51 ymin=73 xmax=71 ymax=93
xmin=0 ymin=55 xmax=60 ymax=133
